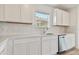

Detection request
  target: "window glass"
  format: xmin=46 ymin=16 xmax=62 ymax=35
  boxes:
xmin=34 ymin=11 xmax=50 ymax=29
xmin=35 ymin=11 xmax=49 ymax=20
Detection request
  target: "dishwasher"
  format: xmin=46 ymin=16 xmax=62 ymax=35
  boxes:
xmin=57 ymin=34 xmax=75 ymax=54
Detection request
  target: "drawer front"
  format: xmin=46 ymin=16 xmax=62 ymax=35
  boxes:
xmin=14 ymin=37 xmax=41 ymax=44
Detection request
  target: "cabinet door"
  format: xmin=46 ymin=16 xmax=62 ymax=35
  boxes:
xmin=42 ymin=37 xmax=51 ymax=55
xmin=54 ymin=9 xmax=62 ymax=25
xmin=62 ymin=11 xmax=69 ymax=26
xmin=51 ymin=37 xmax=58 ymax=54
xmin=4 ymin=4 xmax=20 ymax=22
xmin=28 ymin=37 xmax=41 ymax=55
xmin=14 ymin=43 xmax=27 ymax=55
xmin=42 ymin=36 xmax=58 ymax=55
xmin=20 ymin=5 xmax=33 ymax=23
xmin=13 ymin=38 xmax=29 ymax=55
xmin=65 ymin=34 xmax=75 ymax=50
xmin=13 ymin=37 xmax=41 ymax=55
xmin=7 ymin=39 xmax=13 ymax=55
xmin=0 ymin=5 xmax=4 ymax=21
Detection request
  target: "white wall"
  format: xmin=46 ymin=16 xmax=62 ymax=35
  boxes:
xmin=68 ymin=7 xmax=79 ymax=48
xmin=76 ymin=7 xmax=79 ymax=48
xmin=66 ymin=8 xmax=77 ymax=33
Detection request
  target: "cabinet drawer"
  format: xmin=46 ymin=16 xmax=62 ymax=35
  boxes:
xmin=42 ymin=36 xmax=57 ymax=40
xmin=14 ymin=37 xmax=41 ymax=44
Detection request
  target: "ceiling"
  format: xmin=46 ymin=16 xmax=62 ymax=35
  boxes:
xmin=48 ymin=4 xmax=79 ymax=11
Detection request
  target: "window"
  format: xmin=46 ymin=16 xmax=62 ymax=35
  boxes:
xmin=34 ymin=11 xmax=49 ymax=21
xmin=34 ymin=11 xmax=49 ymax=28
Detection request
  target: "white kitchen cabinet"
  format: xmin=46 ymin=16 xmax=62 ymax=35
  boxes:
xmin=65 ymin=34 xmax=75 ymax=50
xmin=28 ymin=39 xmax=41 ymax=55
xmin=53 ymin=9 xmax=62 ymax=25
xmin=0 ymin=4 xmax=33 ymax=23
xmin=1 ymin=35 xmax=58 ymax=55
xmin=5 ymin=38 xmax=27 ymax=55
xmin=51 ymin=37 xmax=58 ymax=54
xmin=26 ymin=37 xmax=41 ymax=55
xmin=42 ymin=37 xmax=51 ymax=55
xmin=7 ymin=39 xmax=13 ymax=55
xmin=0 ymin=5 xmax=4 ymax=21
xmin=4 ymin=4 xmax=20 ymax=22
xmin=42 ymin=36 xmax=58 ymax=55
xmin=13 ymin=38 xmax=29 ymax=55
xmin=53 ymin=8 xmax=69 ymax=26
xmin=20 ymin=5 xmax=33 ymax=23
xmin=62 ymin=11 xmax=69 ymax=26
xmin=14 ymin=43 xmax=27 ymax=55
xmin=13 ymin=37 xmax=41 ymax=55
xmin=13 ymin=36 xmax=58 ymax=55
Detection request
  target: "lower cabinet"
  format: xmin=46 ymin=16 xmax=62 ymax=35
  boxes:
xmin=13 ymin=37 xmax=41 ymax=55
xmin=14 ymin=43 xmax=27 ymax=55
xmin=42 ymin=36 xmax=58 ymax=55
xmin=6 ymin=36 xmax=58 ymax=55
xmin=28 ymin=40 xmax=41 ymax=55
xmin=42 ymin=37 xmax=52 ymax=55
xmin=7 ymin=39 xmax=13 ymax=55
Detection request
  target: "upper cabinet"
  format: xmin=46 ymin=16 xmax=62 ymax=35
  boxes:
xmin=53 ymin=9 xmax=62 ymax=25
xmin=0 ymin=5 xmax=4 ymax=21
xmin=0 ymin=4 xmax=33 ymax=23
xmin=20 ymin=5 xmax=33 ymax=23
xmin=62 ymin=11 xmax=69 ymax=26
xmin=4 ymin=4 xmax=21 ymax=22
xmin=53 ymin=8 xmax=70 ymax=26
xmin=0 ymin=5 xmax=70 ymax=25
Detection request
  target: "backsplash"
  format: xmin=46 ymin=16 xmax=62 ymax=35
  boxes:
xmin=46 ymin=26 xmax=66 ymax=35
xmin=0 ymin=22 xmax=66 ymax=36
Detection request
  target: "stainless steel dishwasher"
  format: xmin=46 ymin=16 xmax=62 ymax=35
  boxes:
xmin=57 ymin=34 xmax=75 ymax=54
